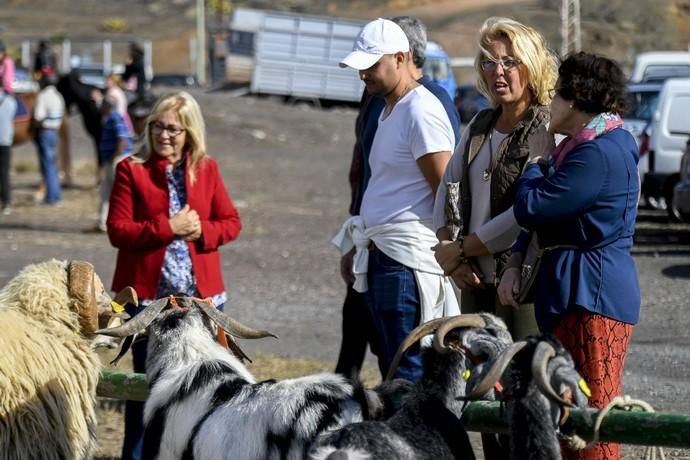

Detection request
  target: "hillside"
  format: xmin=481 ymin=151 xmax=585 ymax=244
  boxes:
xmin=1 ymin=0 xmax=689 ymax=77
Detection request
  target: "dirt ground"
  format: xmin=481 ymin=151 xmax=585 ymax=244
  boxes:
xmin=2 ymin=86 xmax=690 ymax=458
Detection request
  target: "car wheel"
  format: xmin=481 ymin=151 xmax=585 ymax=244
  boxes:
xmin=665 ymin=177 xmax=683 ymax=222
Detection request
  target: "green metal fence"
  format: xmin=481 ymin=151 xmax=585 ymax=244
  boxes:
xmin=98 ymin=371 xmax=690 ymax=449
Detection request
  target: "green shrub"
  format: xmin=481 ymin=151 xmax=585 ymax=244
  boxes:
xmin=101 ymin=17 xmax=129 ymax=33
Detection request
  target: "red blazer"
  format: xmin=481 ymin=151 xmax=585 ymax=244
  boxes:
xmin=107 ymin=152 xmax=242 ymax=299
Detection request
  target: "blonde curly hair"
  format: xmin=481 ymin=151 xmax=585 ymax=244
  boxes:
xmin=475 ymin=17 xmax=558 ymax=107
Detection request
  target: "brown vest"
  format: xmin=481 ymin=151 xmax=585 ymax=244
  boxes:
xmin=459 ymin=105 xmax=550 ymax=272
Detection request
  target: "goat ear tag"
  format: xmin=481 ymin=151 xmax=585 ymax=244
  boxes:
xmin=578 ymin=378 xmax=592 ymax=398
xmin=462 ymin=369 xmax=471 ymax=381
xmin=111 ymin=300 xmax=125 ymax=313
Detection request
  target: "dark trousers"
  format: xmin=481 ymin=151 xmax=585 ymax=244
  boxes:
xmin=35 ymin=128 xmax=61 ymax=204
xmin=121 ymin=337 xmax=147 ymax=460
xmin=334 ymin=284 xmax=377 ymax=380
xmin=0 ymin=145 xmax=10 ymax=206
xmin=365 ymin=249 xmax=423 ymax=382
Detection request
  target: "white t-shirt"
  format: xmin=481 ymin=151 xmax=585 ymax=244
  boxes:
xmin=34 ymin=86 xmax=65 ymax=130
xmin=361 ymin=85 xmax=454 ymax=227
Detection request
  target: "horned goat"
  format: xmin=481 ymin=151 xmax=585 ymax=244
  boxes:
xmin=0 ymin=259 xmax=133 ymax=460
xmin=465 ymin=335 xmax=592 ymax=460
xmin=309 ymin=313 xmax=515 ymax=460
xmin=97 ymin=295 xmax=405 ymax=460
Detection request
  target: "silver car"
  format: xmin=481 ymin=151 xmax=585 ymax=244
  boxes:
xmin=672 ymin=137 xmax=690 ymax=222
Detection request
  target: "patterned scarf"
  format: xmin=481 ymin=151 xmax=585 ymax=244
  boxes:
xmin=550 ymin=112 xmax=624 ymax=169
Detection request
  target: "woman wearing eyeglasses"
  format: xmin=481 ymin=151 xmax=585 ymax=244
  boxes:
xmin=432 ymin=17 xmax=557 ymax=339
xmin=106 ymin=91 xmax=242 ymax=460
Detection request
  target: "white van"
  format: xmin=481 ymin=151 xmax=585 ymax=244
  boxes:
xmin=629 ymin=51 xmax=690 ymax=83
xmin=642 ymin=78 xmax=690 ymax=220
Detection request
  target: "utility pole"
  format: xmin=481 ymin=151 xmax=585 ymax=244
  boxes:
xmin=561 ymin=0 xmax=581 ymax=57
xmin=196 ymin=0 xmax=207 ymax=86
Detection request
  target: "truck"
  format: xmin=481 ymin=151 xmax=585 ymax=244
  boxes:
xmin=250 ymin=10 xmax=365 ymax=102
xmin=231 ymin=8 xmax=456 ymax=104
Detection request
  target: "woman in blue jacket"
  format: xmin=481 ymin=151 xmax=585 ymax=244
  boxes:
xmin=498 ymin=52 xmax=639 ymax=460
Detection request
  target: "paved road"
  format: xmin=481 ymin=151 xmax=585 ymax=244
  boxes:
xmin=1 ymin=89 xmax=688 ymax=456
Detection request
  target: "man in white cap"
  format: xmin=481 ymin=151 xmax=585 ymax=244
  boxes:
xmin=333 ymin=18 xmax=458 ymax=382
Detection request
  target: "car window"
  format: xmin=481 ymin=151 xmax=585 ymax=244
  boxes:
xmin=626 ymin=90 xmax=660 ymax=121
xmin=667 ymin=95 xmax=690 ymax=136
xmin=424 ymin=58 xmax=450 ymax=80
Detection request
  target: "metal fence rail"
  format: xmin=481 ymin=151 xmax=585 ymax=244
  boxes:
xmin=97 ymin=371 xmax=690 ymax=449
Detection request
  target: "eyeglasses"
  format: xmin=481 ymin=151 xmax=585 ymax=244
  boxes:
xmin=150 ymin=122 xmax=185 ymax=137
xmin=479 ymin=57 xmax=521 ymax=72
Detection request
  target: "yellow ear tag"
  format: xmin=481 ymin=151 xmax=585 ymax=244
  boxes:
xmin=578 ymin=378 xmax=592 ymax=398
xmin=462 ymin=369 xmax=471 ymax=381
xmin=111 ymin=300 xmax=125 ymax=313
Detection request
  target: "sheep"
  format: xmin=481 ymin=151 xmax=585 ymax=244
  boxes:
xmin=96 ymin=295 xmax=407 ymax=460
xmin=0 ymin=259 xmax=133 ymax=460
xmin=308 ymin=313 xmax=515 ymax=460
xmin=464 ymin=335 xmax=592 ymax=460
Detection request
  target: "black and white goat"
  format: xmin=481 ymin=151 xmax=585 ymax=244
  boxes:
xmin=97 ymin=296 xmax=402 ymax=460
xmin=464 ymin=335 xmax=592 ymax=460
xmin=309 ymin=313 xmax=515 ymax=460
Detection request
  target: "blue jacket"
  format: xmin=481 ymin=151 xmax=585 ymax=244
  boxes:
xmin=513 ymin=128 xmax=640 ymax=332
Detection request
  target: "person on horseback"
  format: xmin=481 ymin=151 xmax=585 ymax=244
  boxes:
xmin=122 ymin=42 xmax=146 ymax=101
xmin=33 ymin=40 xmax=57 ymax=78
xmin=0 ymin=40 xmax=16 ymax=95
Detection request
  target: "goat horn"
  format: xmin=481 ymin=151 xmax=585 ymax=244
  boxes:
xmin=95 ymin=297 xmax=169 ymax=337
xmin=196 ymin=300 xmax=278 ymax=340
xmin=532 ymin=341 xmax=574 ymax=407
xmin=462 ymin=340 xmax=528 ymax=400
xmin=384 ymin=317 xmax=447 ymax=381
xmin=432 ymin=314 xmax=487 ymax=354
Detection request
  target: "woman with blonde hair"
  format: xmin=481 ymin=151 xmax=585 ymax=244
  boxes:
xmin=106 ymin=91 xmax=242 ymax=460
xmin=433 ymin=17 xmax=557 ymax=339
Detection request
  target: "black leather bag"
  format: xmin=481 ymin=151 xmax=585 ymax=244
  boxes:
xmin=517 ymin=233 xmax=543 ymax=304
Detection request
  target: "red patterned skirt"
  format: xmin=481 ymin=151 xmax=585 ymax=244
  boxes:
xmin=551 ymin=307 xmax=634 ymax=460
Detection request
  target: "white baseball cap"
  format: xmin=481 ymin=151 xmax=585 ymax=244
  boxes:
xmin=339 ymin=18 xmax=410 ymax=70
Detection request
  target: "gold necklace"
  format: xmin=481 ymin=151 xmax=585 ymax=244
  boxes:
xmin=482 ymin=128 xmax=495 ymax=181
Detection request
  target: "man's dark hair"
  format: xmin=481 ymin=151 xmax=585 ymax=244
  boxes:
xmin=557 ymin=51 xmax=630 ymax=114
xmin=390 ymin=16 xmax=427 ymax=69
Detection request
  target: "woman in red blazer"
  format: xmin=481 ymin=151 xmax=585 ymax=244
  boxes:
xmin=107 ymin=91 xmax=241 ymax=460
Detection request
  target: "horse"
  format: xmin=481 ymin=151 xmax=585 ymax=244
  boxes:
xmin=56 ymin=71 xmax=155 ymax=161
xmin=12 ymin=91 xmax=73 ymax=186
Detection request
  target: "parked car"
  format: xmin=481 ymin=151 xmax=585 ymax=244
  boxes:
xmin=629 ymin=51 xmax=690 ymax=83
xmin=624 ymin=82 xmax=662 ymax=146
xmin=672 ymin=136 xmax=690 ymax=222
xmin=150 ymin=73 xmax=197 ymax=87
xmin=641 ymin=66 xmax=690 ymax=82
xmin=422 ymin=41 xmax=456 ymax=100
xmin=642 ymin=77 xmax=690 ymax=221
xmin=454 ymin=84 xmax=489 ymax=125
xmin=11 ymin=67 xmax=39 ymax=93
xmin=73 ymin=64 xmax=107 ymax=88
